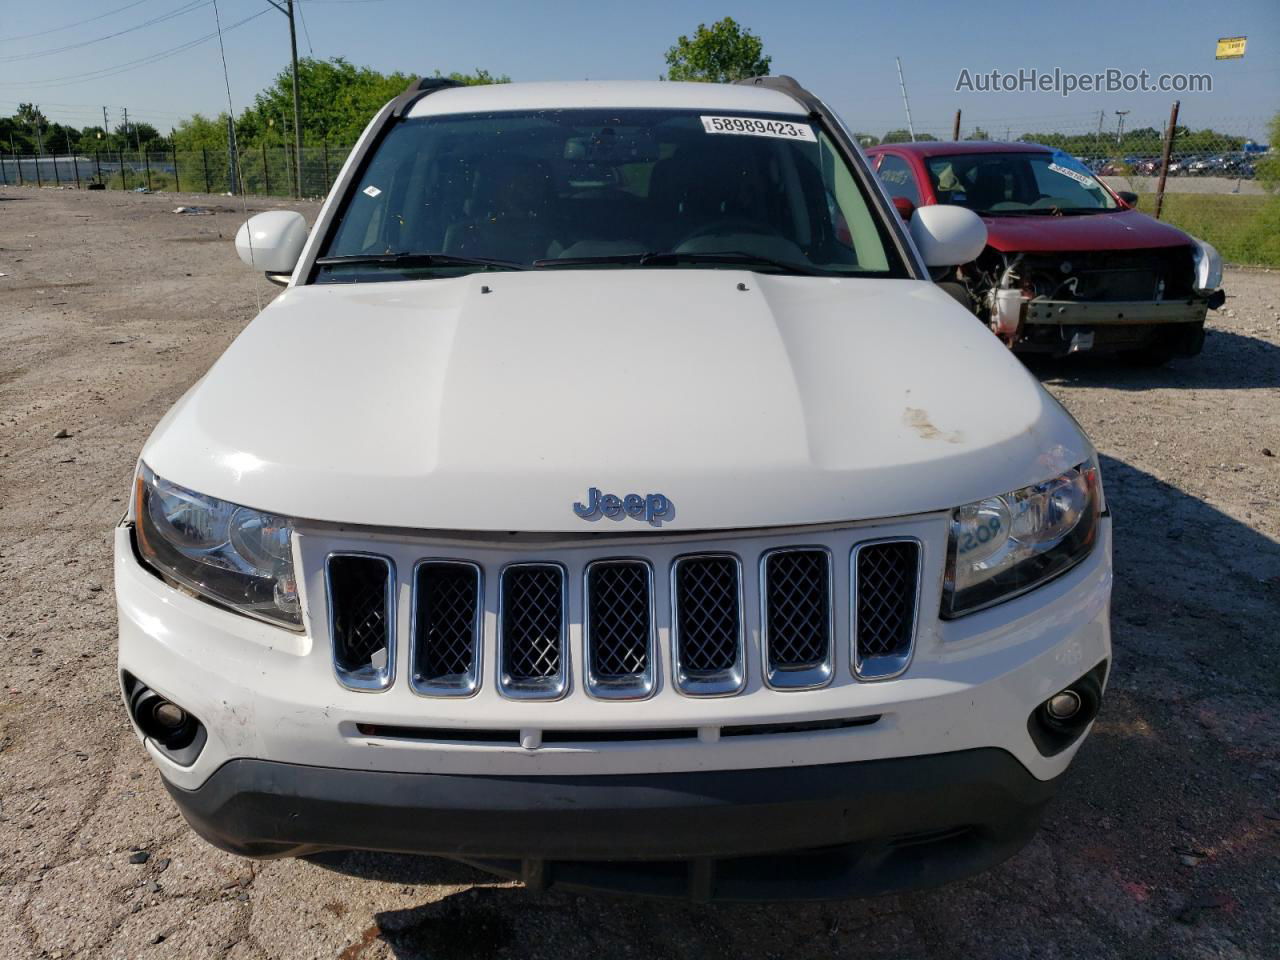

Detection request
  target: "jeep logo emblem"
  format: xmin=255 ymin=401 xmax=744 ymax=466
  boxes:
xmin=573 ymin=487 xmax=673 ymax=525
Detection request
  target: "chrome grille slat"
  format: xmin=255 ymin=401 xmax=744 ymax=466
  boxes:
xmin=852 ymin=539 xmax=921 ymax=680
xmin=326 ymin=553 xmax=395 ymax=691
xmin=498 ymin=563 xmax=568 ymax=699
xmin=411 ymin=561 xmax=482 ymax=697
xmin=762 ymin=548 xmax=833 ymax=689
xmin=671 ymin=555 xmax=744 ymax=696
xmin=584 ymin=560 xmax=656 ymax=700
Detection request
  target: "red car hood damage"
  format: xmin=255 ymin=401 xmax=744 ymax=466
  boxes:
xmin=981 ymin=208 xmax=1191 ymax=253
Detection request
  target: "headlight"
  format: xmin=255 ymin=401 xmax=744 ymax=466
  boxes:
xmin=133 ymin=463 xmax=301 ymax=628
xmin=1190 ymin=236 xmax=1222 ymax=293
xmin=942 ymin=459 xmax=1103 ymax=618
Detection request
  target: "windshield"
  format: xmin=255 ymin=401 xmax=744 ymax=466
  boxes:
xmin=314 ymin=108 xmax=908 ymax=282
xmin=925 ymin=151 xmax=1118 ymax=215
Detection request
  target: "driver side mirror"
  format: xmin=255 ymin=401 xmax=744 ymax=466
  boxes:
xmin=909 ymin=205 xmax=987 ymax=268
xmin=1115 ymin=190 xmax=1139 ymax=208
xmin=235 ymin=211 xmax=309 ymax=285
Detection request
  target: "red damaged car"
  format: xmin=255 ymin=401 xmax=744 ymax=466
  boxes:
xmin=867 ymin=141 xmax=1225 ymax=363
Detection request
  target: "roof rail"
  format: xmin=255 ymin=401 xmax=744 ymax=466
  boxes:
xmin=732 ymin=74 xmax=820 ymax=114
xmin=391 ymin=76 xmax=464 ymax=118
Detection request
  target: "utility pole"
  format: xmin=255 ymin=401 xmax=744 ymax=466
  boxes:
xmin=895 ymin=57 xmax=916 ymax=143
xmin=1114 ymin=110 xmax=1129 ymax=146
xmin=103 ymin=106 xmax=110 ymax=142
xmin=265 ymin=0 xmax=304 ymax=197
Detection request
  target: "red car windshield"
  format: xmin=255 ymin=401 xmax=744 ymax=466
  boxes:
xmin=926 ymin=152 xmax=1117 ymax=215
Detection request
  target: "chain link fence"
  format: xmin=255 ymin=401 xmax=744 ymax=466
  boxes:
xmin=0 ymin=143 xmax=355 ymax=198
xmin=2 ymin=109 xmax=1275 ymax=265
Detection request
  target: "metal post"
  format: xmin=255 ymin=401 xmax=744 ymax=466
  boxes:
xmin=52 ymin=150 xmax=60 ymax=186
xmin=202 ymin=147 xmax=211 ymax=193
xmin=952 ymin=110 xmax=961 ymax=141
xmin=143 ymin=150 xmax=151 ymax=191
xmin=9 ymin=134 xmax=20 ymax=185
xmin=119 ymin=150 xmax=127 ymax=189
xmin=172 ymin=143 xmax=180 ymax=192
xmin=1154 ymin=100 xmax=1180 ymax=221
xmin=0 ymin=152 xmax=6 ymax=185
xmin=322 ymin=140 xmax=330 ymax=193
xmin=263 ymin=141 xmax=271 ymax=194
xmin=225 ymin=115 xmax=238 ymax=195
xmin=288 ymin=0 xmax=303 ymax=197
xmin=95 ymin=150 xmax=102 ymax=185
xmin=895 ymin=57 xmax=916 ymax=142
xmin=35 ymin=155 xmax=42 ymax=187
xmin=72 ymin=152 xmax=80 ymax=188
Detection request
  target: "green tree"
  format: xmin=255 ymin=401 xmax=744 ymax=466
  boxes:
xmin=236 ymin=57 xmax=507 ymax=146
xmin=881 ymin=129 xmax=936 ymax=143
xmin=964 ymin=127 xmax=990 ymax=141
xmin=663 ymin=17 xmax=770 ymax=83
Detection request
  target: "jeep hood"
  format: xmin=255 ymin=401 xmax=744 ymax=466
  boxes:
xmin=981 ymin=207 xmax=1191 ymax=253
xmin=142 ymin=271 xmax=1090 ymax=532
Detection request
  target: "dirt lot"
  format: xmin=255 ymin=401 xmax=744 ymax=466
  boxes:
xmin=1 ymin=186 xmax=1277 ymax=960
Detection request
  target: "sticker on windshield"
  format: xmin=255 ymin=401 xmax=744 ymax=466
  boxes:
xmin=362 ymin=185 xmax=382 ymax=198
xmin=700 ymin=116 xmax=816 ymax=142
xmin=1047 ymin=163 xmax=1094 ymax=187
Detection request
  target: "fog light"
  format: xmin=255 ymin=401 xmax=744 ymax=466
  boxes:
xmin=150 ymin=701 xmax=188 ymax=730
xmin=1046 ymin=690 xmax=1082 ymax=721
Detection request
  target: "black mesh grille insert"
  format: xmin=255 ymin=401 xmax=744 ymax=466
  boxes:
xmin=674 ymin=556 xmax=740 ymax=674
xmin=413 ymin=563 xmax=479 ymax=683
xmin=587 ymin=562 xmax=651 ymax=680
xmin=328 ymin=555 xmax=391 ymax=675
xmin=855 ymin=541 xmax=920 ymax=662
xmin=501 ymin=565 xmax=564 ymax=683
xmin=764 ymin=550 xmax=830 ymax=670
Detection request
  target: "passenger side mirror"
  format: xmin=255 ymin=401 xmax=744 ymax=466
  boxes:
xmin=235 ymin=211 xmax=308 ymax=282
xmin=891 ymin=196 xmax=916 ymax=221
xmin=909 ymin=205 xmax=987 ymax=268
xmin=1115 ymin=190 xmax=1139 ymax=208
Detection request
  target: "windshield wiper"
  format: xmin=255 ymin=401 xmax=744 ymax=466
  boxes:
xmin=315 ymin=252 xmax=529 ymax=271
xmin=533 ymin=250 xmax=823 ymax=275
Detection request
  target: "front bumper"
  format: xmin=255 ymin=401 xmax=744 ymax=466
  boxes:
xmin=167 ymin=748 xmax=1055 ymax=901
xmin=1022 ymin=297 xmax=1211 ymax=326
xmin=117 ymin=512 xmax=1112 ymax=897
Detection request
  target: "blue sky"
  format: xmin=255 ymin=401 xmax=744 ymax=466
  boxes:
xmin=1 ymin=0 xmax=1276 ymax=142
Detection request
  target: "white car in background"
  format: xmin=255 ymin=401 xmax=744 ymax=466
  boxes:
xmin=116 ymin=76 xmax=1111 ymax=901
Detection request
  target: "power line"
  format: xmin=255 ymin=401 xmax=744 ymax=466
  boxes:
xmin=0 ymin=1 xmax=212 ymax=64
xmin=296 ymin=0 xmax=315 ymax=56
xmin=0 ymin=8 xmax=271 ymax=89
xmin=0 ymin=0 xmax=153 ymax=43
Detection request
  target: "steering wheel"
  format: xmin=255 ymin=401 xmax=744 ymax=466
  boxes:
xmin=674 ymin=218 xmax=780 ymax=249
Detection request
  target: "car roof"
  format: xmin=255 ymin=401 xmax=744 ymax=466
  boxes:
xmin=404 ymin=80 xmax=808 ymax=118
xmin=867 ymin=140 xmax=1052 ymax=157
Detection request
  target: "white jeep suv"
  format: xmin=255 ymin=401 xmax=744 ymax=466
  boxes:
xmin=115 ymin=76 xmax=1111 ymax=901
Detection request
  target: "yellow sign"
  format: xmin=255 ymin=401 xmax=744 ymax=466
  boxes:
xmin=1216 ymin=36 xmax=1247 ymax=60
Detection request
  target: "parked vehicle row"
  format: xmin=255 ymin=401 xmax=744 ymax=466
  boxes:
xmin=1074 ymin=153 xmax=1258 ymax=178
xmin=869 ymin=140 xmax=1224 ymax=363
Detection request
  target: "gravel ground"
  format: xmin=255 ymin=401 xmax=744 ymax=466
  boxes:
xmin=1 ymin=186 xmax=1277 ymax=960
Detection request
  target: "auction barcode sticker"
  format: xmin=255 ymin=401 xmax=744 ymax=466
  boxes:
xmin=1047 ymin=162 xmax=1094 ymax=187
xmin=701 ymin=115 xmax=816 ymax=142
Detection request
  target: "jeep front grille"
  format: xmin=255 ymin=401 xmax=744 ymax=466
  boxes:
xmin=584 ymin=560 xmax=655 ymax=699
xmin=762 ymin=548 xmax=833 ymax=689
xmin=326 ymin=553 xmax=395 ymax=691
xmin=498 ymin=563 xmax=568 ymax=699
xmin=671 ymin=555 xmax=744 ymax=696
xmin=411 ymin=561 xmax=482 ymax=697
xmin=852 ymin=539 xmax=921 ymax=679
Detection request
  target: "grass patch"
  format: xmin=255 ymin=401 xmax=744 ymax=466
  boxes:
xmin=1135 ymin=192 xmax=1280 ymax=267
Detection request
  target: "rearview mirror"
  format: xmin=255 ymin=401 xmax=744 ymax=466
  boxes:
xmin=909 ymin=205 xmax=987 ymax=268
xmin=234 ymin=211 xmax=308 ymax=281
xmin=1116 ymin=190 xmax=1139 ymax=208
